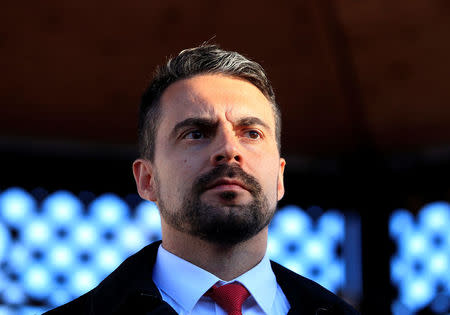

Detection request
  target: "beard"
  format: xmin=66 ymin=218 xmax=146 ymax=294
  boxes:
xmin=155 ymin=164 xmax=276 ymax=246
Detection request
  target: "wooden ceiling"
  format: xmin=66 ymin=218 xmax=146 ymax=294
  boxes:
xmin=2 ymin=0 xmax=450 ymax=162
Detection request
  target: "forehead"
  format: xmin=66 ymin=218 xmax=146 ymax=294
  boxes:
xmin=158 ymin=74 xmax=275 ymax=128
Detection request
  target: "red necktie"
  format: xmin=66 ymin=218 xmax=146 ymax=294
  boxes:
xmin=205 ymin=282 xmax=250 ymax=315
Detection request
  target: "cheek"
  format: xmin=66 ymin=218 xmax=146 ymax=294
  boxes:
xmin=159 ymin=157 xmax=200 ymax=190
xmin=253 ymin=157 xmax=282 ymax=191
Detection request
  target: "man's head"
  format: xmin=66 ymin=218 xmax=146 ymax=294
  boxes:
xmin=133 ymin=45 xmax=285 ymax=246
xmin=138 ymin=44 xmax=281 ymax=161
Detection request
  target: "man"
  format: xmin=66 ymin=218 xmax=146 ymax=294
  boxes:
xmin=46 ymin=45 xmax=359 ymax=314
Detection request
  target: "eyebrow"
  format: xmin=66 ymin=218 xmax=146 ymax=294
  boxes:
xmin=171 ymin=117 xmax=219 ymax=137
xmin=236 ymin=117 xmax=270 ymax=131
xmin=170 ymin=116 xmax=271 ymax=138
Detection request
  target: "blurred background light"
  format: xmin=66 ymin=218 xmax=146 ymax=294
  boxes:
xmin=390 ymin=202 xmax=450 ymax=314
xmin=0 ymin=188 xmax=36 ymax=227
xmin=21 ymin=216 xmax=54 ymax=249
xmin=0 ymin=189 xmax=354 ymax=313
xmin=42 ymin=191 xmax=83 ymax=226
xmin=428 ymin=253 xmax=448 ymax=275
xmin=47 ymin=289 xmax=72 ymax=309
xmin=118 ymin=222 xmax=147 ymax=254
xmin=405 ymin=232 xmax=429 ymax=257
xmin=419 ymin=202 xmax=450 ymax=231
xmin=401 ymin=278 xmax=434 ymax=310
xmin=7 ymin=244 xmax=32 ymax=275
xmin=23 ymin=264 xmax=53 ymax=300
xmin=89 ymin=193 xmax=128 ymax=228
xmin=318 ymin=211 xmax=345 ymax=241
xmin=304 ymin=236 xmax=330 ymax=261
xmin=270 ymin=205 xmax=312 ymax=238
xmin=268 ymin=205 xmax=345 ymax=294
xmin=47 ymin=244 xmax=75 ymax=271
xmin=71 ymin=219 xmax=99 ymax=249
xmin=69 ymin=268 xmax=99 ymax=298
xmin=389 ymin=209 xmax=414 ymax=239
xmin=2 ymin=284 xmax=26 ymax=305
xmin=135 ymin=201 xmax=161 ymax=230
xmin=0 ymin=222 xmax=10 ymax=262
xmin=94 ymin=246 xmax=124 ymax=278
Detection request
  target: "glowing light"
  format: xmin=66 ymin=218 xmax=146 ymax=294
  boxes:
xmin=304 ymin=237 xmax=327 ymax=261
xmin=2 ymin=283 xmax=26 ymax=305
xmin=48 ymin=289 xmax=72 ymax=308
xmin=22 ymin=306 xmax=49 ymax=315
xmin=89 ymin=193 xmax=128 ymax=227
xmin=0 ymin=222 xmax=10 ymax=261
xmin=429 ymin=253 xmax=448 ymax=274
xmin=406 ymin=233 xmax=427 ymax=257
xmin=419 ymin=202 xmax=450 ymax=231
xmin=318 ymin=211 xmax=344 ymax=241
xmin=48 ymin=245 xmax=74 ymax=271
xmin=119 ymin=223 xmax=146 ymax=254
xmin=135 ymin=201 xmax=161 ymax=229
xmin=72 ymin=221 xmax=98 ymax=248
xmin=390 ymin=256 xmax=408 ymax=284
xmin=0 ymin=187 xmax=36 ymax=226
xmin=403 ymin=279 xmax=433 ymax=309
xmin=389 ymin=210 xmax=414 ymax=239
xmin=43 ymin=191 xmax=82 ymax=225
xmin=22 ymin=218 xmax=53 ymax=248
xmin=9 ymin=244 xmax=31 ymax=274
xmin=267 ymin=206 xmax=345 ymax=293
xmin=283 ymin=260 xmax=306 ymax=275
xmin=327 ymin=260 xmax=345 ymax=285
xmin=95 ymin=247 xmax=123 ymax=275
xmin=70 ymin=269 xmax=98 ymax=297
xmin=23 ymin=265 xmax=53 ymax=299
xmin=267 ymin=236 xmax=281 ymax=257
xmin=391 ymin=202 xmax=450 ymax=313
xmin=271 ymin=205 xmax=311 ymax=237
xmin=391 ymin=300 xmax=409 ymax=315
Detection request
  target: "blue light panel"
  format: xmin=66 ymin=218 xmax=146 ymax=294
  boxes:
xmin=0 ymin=188 xmax=352 ymax=314
xmin=268 ymin=206 xmax=346 ymax=293
xmin=390 ymin=202 xmax=450 ymax=314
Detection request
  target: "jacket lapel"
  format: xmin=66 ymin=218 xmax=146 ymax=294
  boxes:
xmin=91 ymin=241 xmax=177 ymax=315
xmin=271 ymin=260 xmax=344 ymax=315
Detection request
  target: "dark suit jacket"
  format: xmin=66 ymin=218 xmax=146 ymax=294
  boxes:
xmin=44 ymin=241 xmax=359 ymax=315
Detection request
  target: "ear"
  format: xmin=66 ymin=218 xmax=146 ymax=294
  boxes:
xmin=133 ymin=158 xmax=157 ymax=202
xmin=277 ymin=157 xmax=286 ymax=201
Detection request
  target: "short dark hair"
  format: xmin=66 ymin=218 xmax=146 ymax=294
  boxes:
xmin=138 ymin=44 xmax=281 ymax=160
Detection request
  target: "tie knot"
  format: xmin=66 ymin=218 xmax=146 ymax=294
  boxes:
xmin=205 ymin=282 xmax=250 ymax=315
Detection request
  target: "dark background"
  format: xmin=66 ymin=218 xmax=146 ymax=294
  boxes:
xmin=2 ymin=1 xmax=450 ymax=313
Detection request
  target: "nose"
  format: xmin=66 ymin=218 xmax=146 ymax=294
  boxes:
xmin=210 ymin=129 xmax=242 ymax=166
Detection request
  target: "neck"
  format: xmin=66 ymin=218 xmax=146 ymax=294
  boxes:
xmin=160 ymin=222 xmax=268 ymax=281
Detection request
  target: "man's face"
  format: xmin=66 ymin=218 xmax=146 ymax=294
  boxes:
xmin=147 ymin=74 xmax=285 ymax=245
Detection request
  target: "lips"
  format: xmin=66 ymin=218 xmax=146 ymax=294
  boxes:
xmin=206 ymin=178 xmax=249 ymax=191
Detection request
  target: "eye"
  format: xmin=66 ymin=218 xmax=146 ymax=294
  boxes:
xmin=244 ymin=130 xmax=262 ymax=139
xmin=184 ymin=130 xmax=204 ymax=140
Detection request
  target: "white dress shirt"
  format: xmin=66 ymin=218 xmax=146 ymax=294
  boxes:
xmin=152 ymin=244 xmax=290 ymax=315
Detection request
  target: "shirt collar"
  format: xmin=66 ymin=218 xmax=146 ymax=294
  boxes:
xmin=152 ymin=244 xmax=277 ymax=314
xmin=233 ymin=252 xmax=277 ymax=314
xmin=153 ymin=244 xmax=219 ymax=312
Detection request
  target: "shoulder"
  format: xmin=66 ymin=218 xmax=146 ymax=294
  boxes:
xmin=270 ymin=260 xmax=359 ymax=315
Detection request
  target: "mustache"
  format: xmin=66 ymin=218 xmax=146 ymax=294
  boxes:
xmin=193 ymin=164 xmax=262 ymax=196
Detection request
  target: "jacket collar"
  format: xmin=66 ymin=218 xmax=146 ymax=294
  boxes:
xmin=90 ymin=241 xmax=178 ymax=314
xmin=89 ymin=241 xmax=351 ymax=315
xmin=271 ymin=260 xmax=351 ymax=315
